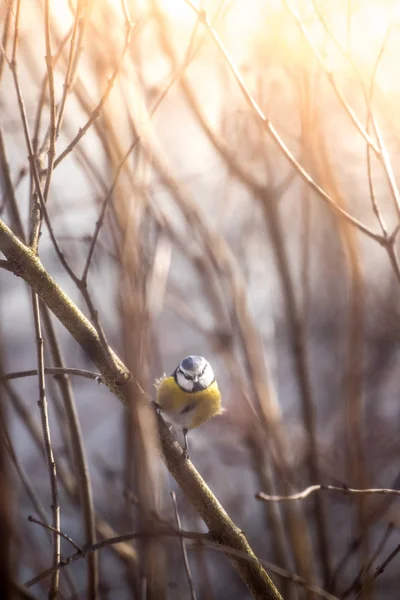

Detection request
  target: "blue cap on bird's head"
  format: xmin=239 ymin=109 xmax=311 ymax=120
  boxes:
xmin=180 ymin=355 xmax=205 ymax=375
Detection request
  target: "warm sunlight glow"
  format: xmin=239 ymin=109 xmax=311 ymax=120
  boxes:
xmin=154 ymin=0 xmax=400 ymax=77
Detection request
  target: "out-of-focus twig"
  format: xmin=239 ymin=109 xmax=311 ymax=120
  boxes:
xmin=257 ymin=484 xmax=400 ymax=502
xmin=31 ymin=292 xmax=60 ymax=598
xmin=39 ymin=0 xmax=57 ymax=217
xmin=42 ymin=305 xmax=99 ymax=599
xmin=24 ymin=522 xmax=339 ymax=600
xmin=200 ymin=542 xmax=341 ymax=600
xmin=0 ymin=367 xmax=102 ymax=383
xmin=354 ymin=544 xmax=400 ymax=600
xmin=32 ymin=27 xmax=73 ymax=155
xmin=54 ymin=1 xmax=84 ymax=138
xmin=171 ymin=491 xmax=198 ymax=600
xmin=28 ymin=515 xmax=82 ymax=553
xmin=0 ymin=0 xmax=12 ymax=81
xmin=0 ymin=125 xmax=25 ymax=241
xmin=341 ymin=522 xmax=394 ymax=598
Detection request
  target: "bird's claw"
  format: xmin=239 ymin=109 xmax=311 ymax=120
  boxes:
xmin=152 ymin=401 xmax=161 ymax=415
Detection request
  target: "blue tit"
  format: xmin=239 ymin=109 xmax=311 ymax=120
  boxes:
xmin=155 ymin=355 xmax=223 ymax=458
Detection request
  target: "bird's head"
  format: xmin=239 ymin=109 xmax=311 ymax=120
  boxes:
xmin=175 ymin=355 xmax=215 ymax=392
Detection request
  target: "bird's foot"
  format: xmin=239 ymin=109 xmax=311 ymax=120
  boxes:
xmin=152 ymin=401 xmax=161 ymax=415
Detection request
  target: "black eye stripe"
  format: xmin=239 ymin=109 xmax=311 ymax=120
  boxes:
xmin=198 ymin=363 xmax=207 ymax=378
xmin=175 ymin=367 xmax=191 ymax=380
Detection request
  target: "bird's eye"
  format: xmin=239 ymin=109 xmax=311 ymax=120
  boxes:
xmin=179 ymin=369 xmax=193 ymax=380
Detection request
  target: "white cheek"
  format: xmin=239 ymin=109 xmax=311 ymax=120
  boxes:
xmin=176 ymin=371 xmax=193 ymax=392
xmin=200 ymin=364 xmax=214 ymax=388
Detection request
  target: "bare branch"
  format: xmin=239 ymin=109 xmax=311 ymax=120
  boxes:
xmin=0 ymin=367 xmax=103 ymax=383
xmin=256 ymin=484 xmax=400 ymax=502
xmin=354 ymin=544 xmax=400 ymax=599
xmin=24 ymin=523 xmax=339 ymax=600
xmin=28 ymin=515 xmax=82 ymax=553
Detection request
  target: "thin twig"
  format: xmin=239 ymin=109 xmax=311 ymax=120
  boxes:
xmin=32 ymin=27 xmax=74 ymax=154
xmin=1 ymin=416 xmax=85 ymax=597
xmin=40 ymin=0 xmax=57 ymax=211
xmin=0 ymin=0 xmax=12 ymax=81
xmin=200 ymin=542 xmax=341 ymax=600
xmin=120 ymin=0 xmax=133 ymax=28
xmin=41 ymin=305 xmax=99 ymax=598
xmin=25 ymin=528 xmax=209 ymax=589
xmin=354 ymin=544 xmax=400 ymax=599
xmin=31 ymin=0 xmax=58 ymax=250
xmin=365 ymin=25 xmax=392 ymax=230
xmin=0 ymin=125 xmax=25 ymax=241
xmin=171 ymin=491 xmax=198 ymax=600
xmin=28 ymin=515 xmax=82 ymax=553
xmin=3 ymin=429 xmax=50 ymax=540
xmin=24 ymin=524 xmax=339 ymax=600
xmin=372 ymin=114 xmax=400 ymax=215
xmin=256 ymin=484 xmax=400 ymax=502
xmin=0 ymin=367 xmax=103 ymax=383
xmin=341 ymin=522 xmax=394 ymax=598
xmin=55 ymin=1 xmax=84 ymax=138
xmin=10 ymin=0 xmax=20 ymax=65
xmin=31 ymin=292 xmax=60 ymax=598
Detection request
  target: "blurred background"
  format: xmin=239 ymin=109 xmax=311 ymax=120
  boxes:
xmin=1 ymin=0 xmax=400 ymax=598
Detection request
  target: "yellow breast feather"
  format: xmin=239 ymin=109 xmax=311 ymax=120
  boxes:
xmin=156 ymin=376 xmax=223 ymax=430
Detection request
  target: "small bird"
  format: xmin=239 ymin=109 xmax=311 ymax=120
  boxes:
xmin=155 ymin=355 xmax=223 ymax=459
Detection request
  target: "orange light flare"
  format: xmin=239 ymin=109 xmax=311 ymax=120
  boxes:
xmin=153 ymin=0 xmax=400 ymax=86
